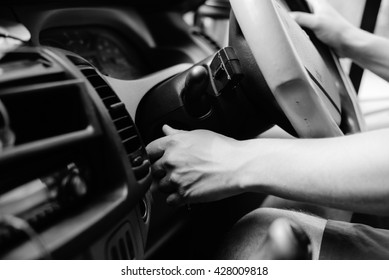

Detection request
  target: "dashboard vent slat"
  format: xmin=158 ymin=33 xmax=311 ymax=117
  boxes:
xmin=118 ymin=127 xmax=137 ymax=141
xmin=118 ymin=238 xmax=129 ymax=259
xmin=107 ymin=223 xmax=135 ymax=260
xmin=110 ymin=246 xmax=120 ymax=260
xmin=114 ymin=116 xmax=133 ymax=131
xmin=77 ymin=66 xmax=149 ymax=182
xmin=102 ymin=96 xmax=121 ymax=107
xmin=109 ymin=103 xmax=128 ymax=120
xmin=122 ymin=136 xmax=141 ymax=154
xmin=96 ymin=86 xmax=116 ymax=99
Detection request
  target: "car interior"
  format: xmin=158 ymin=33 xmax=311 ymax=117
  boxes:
xmin=0 ymin=0 xmax=384 ymax=259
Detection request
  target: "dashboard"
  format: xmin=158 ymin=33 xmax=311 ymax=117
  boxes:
xmin=40 ymin=27 xmax=152 ymax=79
xmin=0 ymin=2 xmax=216 ymax=260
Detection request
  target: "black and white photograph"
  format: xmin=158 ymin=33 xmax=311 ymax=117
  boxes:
xmin=1 ymin=0 xmax=389 ymax=270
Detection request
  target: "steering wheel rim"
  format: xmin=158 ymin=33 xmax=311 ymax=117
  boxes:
xmin=230 ymin=0 xmax=363 ymax=138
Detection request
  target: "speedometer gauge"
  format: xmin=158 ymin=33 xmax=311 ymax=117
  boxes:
xmin=40 ymin=27 xmax=152 ymax=80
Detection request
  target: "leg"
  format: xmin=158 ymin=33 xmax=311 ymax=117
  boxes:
xmin=320 ymin=219 xmax=389 ymax=259
xmin=217 ymin=208 xmax=326 ymax=260
xmin=262 ymin=196 xmax=353 ymax=222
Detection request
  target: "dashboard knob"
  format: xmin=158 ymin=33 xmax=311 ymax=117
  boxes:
xmin=67 ymin=174 xmax=88 ymax=198
xmin=59 ymin=173 xmax=88 ymax=204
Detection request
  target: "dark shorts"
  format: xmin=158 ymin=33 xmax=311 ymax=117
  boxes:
xmin=319 ymin=219 xmax=389 ymax=260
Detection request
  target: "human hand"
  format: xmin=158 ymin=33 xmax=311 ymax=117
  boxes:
xmin=146 ymin=125 xmax=246 ymax=206
xmin=290 ymin=0 xmax=358 ymax=57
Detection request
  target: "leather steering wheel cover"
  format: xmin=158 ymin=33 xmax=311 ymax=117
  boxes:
xmin=230 ymin=0 xmax=343 ymax=138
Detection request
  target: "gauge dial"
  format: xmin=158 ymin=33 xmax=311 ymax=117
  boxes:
xmin=40 ymin=27 xmax=151 ymax=80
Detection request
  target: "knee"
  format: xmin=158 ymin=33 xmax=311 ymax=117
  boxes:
xmin=217 ymin=208 xmax=326 ymax=259
xmin=243 ymin=207 xmax=294 ymax=225
xmin=216 ymin=208 xmax=296 ymax=259
xmin=243 ymin=207 xmax=326 ymax=232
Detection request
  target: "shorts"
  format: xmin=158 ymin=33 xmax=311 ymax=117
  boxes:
xmin=319 ymin=219 xmax=389 ymax=260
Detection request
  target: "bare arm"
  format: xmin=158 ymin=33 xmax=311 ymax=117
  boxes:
xmin=340 ymin=30 xmax=389 ymax=82
xmin=291 ymin=0 xmax=389 ymax=82
xmin=147 ymin=126 xmax=389 ymax=216
xmin=240 ymin=129 xmax=389 ymax=216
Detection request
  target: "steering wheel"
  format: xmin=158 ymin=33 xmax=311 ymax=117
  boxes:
xmin=136 ymin=0 xmax=365 ymax=143
xmin=229 ymin=0 xmax=365 ymax=138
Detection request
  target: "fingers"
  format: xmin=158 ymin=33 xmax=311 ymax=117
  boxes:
xmin=150 ymin=157 xmax=166 ymax=179
xmin=290 ymin=12 xmax=317 ymax=30
xmin=146 ymin=137 xmax=168 ymax=162
xmin=152 ymin=170 xmax=176 ymax=195
xmin=166 ymin=192 xmax=186 ymax=207
xmin=148 ymin=125 xmax=191 ymax=207
xmin=304 ymin=0 xmax=324 ymax=13
xmin=151 ymin=157 xmax=188 ymax=205
xmin=162 ymin=124 xmax=185 ymax=136
xmin=146 ymin=125 xmax=184 ymax=162
xmin=290 ymin=0 xmax=330 ymax=28
xmin=152 ymin=158 xmax=178 ymax=194
xmin=153 ymin=167 xmax=186 ymax=206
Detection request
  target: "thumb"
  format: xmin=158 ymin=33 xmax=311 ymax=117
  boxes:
xmin=290 ymin=12 xmax=317 ymax=30
xmin=162 ymin=124 xmax=186 ymax=136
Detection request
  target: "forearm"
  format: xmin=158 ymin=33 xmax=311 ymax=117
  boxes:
xmin=238 ymin=129 xmax=389 ymax=215
xmin=341 ymin=28 xmax=389 ymax=82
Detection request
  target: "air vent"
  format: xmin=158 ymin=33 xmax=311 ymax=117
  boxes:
xmin=78 ymin=66 xmax=150 ymax=181
xmin=0 ymin=50 xmax=69 ymax=89
xmin=0 ymin=48 xmax=91 ymax=146
xmin=0 ymin=202 xmax=61 ymax=250
xmin=107 ymin=222 xmax=135 ymax=260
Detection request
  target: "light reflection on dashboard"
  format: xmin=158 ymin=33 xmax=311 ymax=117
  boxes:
xmin=40 ymin=27 xmax=152 ymax=80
